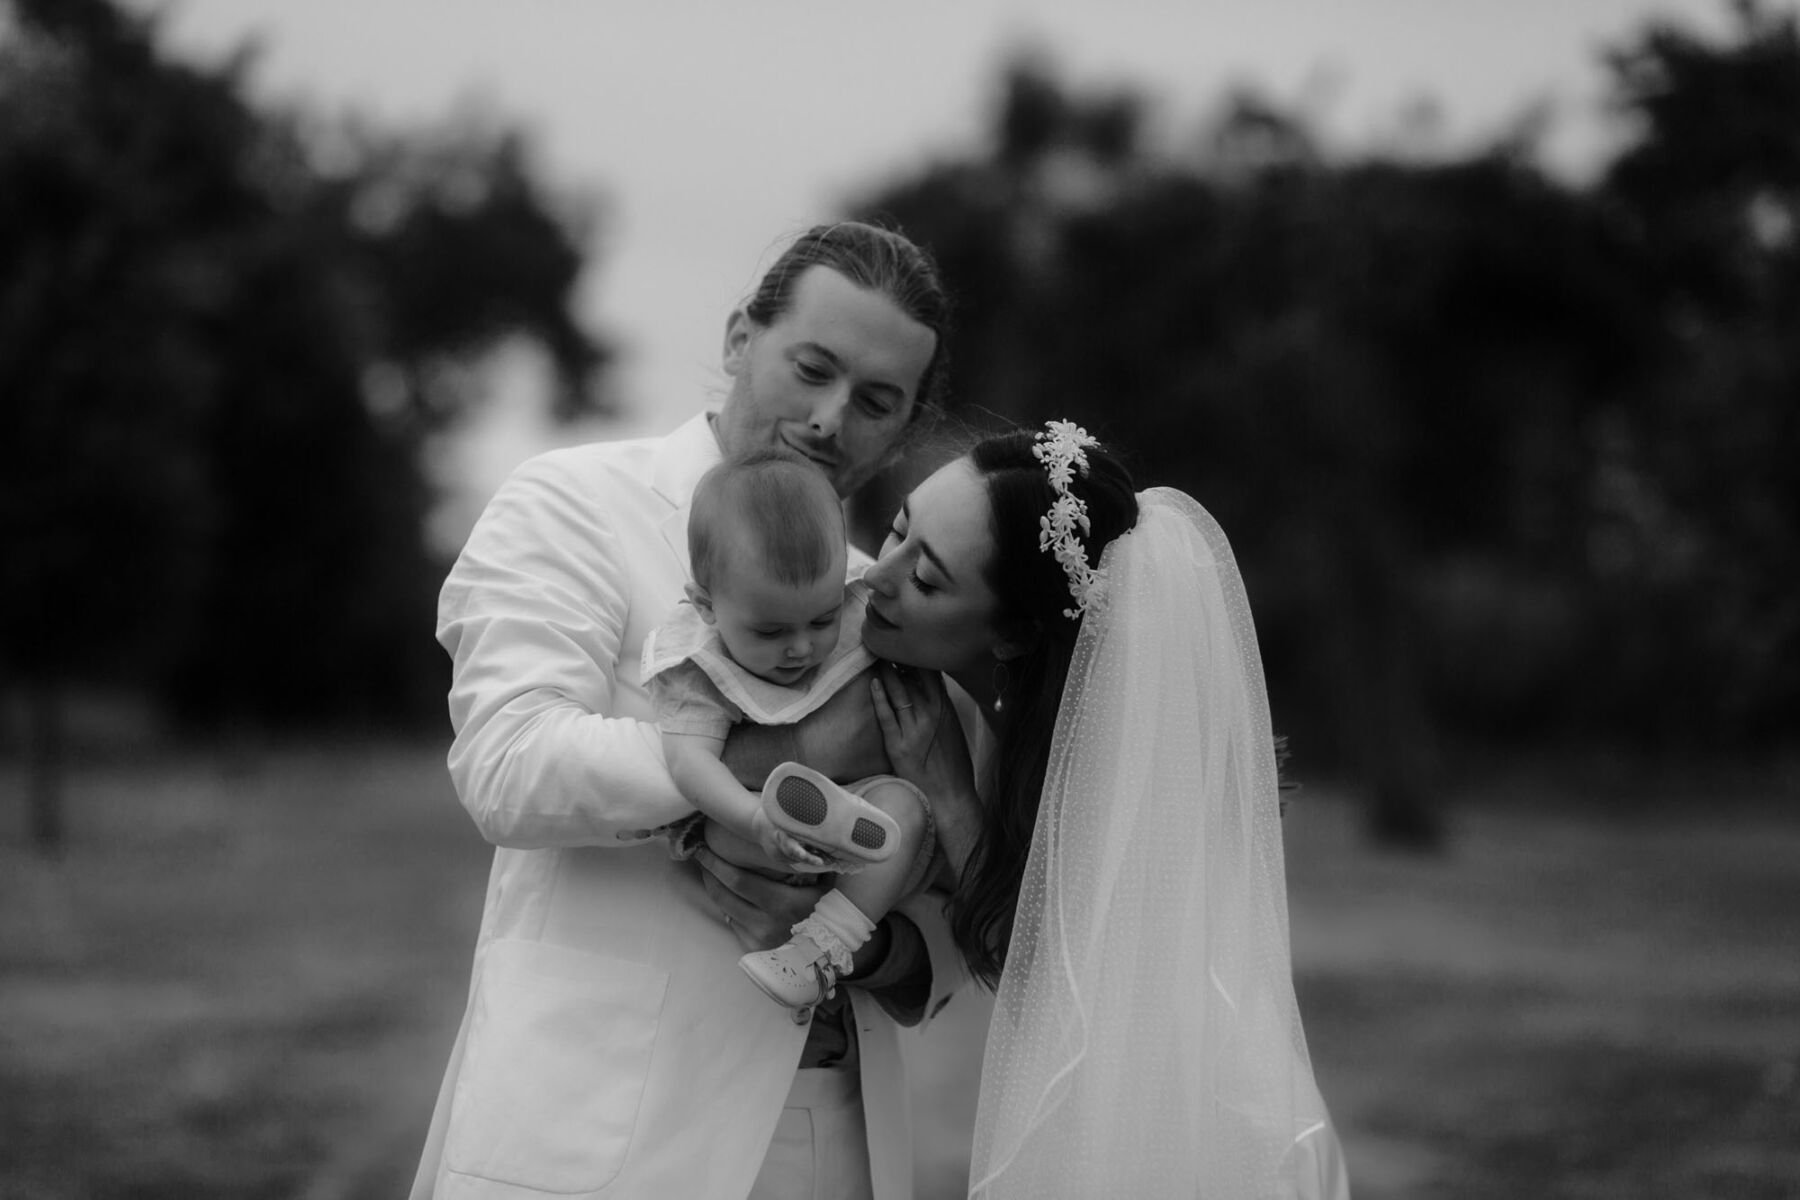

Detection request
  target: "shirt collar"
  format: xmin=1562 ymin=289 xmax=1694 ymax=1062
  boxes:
xmin=651 ymin=412 xmax=726 ymax=507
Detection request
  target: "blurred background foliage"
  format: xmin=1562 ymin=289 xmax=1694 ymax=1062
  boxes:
xmin=3 ymin=0 xmax=1796 ymax=850
xmin=1 ymin=0 xmax=604 ymax=844
xmin=848 ymin=0 xmax=1800 ymax=841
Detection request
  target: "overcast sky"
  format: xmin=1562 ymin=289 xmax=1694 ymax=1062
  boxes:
xmin=130 ymin=0 xmax=1758 ymax=512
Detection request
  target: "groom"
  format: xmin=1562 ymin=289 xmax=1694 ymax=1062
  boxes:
xmin=410 ymin=223 xmax=965 ymax=1200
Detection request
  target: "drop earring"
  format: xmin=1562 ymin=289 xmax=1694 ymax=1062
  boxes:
xmin=991 ymin=659 xmax=1011 ymax=714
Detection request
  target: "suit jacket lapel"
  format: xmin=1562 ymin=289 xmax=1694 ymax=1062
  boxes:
xmin=650 ymin=412 xmax=724 ymax=572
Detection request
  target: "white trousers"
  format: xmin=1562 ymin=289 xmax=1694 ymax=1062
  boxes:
xmin=748 ymin=1067 xmax=874 ymax=1200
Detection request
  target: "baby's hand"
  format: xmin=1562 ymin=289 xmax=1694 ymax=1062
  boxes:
xmin=749 ymin=807 xmax=826 ymax=870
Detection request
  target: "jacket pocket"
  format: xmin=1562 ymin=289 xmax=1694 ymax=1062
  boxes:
xmin=445 ymin=938 xmax=669 ymax=1194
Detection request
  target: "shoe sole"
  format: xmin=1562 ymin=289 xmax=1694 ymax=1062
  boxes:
xmin=775 ymin=778 xmax=891 ymax=853
xmin=763 ymin=766 xmax=901 ymax=865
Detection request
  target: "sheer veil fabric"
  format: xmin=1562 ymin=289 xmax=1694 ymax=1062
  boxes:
xmin=968 ymin=488 xmax=1350 ymax=1199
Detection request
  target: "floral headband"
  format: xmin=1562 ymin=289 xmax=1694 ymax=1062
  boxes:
xmin=1032 ymin=420 xmax=1106 ymax=619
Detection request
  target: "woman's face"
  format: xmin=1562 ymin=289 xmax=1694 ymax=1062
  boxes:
xmin=861 ymin=457 xmax=1005 ymax=676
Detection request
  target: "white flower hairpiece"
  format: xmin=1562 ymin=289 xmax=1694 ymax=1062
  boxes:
xmin=1031 ymin=420 xmax=1106 ymax=619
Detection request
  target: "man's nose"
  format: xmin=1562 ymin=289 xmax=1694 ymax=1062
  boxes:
xmin=808 ymin=386 xmax=849 ymax=438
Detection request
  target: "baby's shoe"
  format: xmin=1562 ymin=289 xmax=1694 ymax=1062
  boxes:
xmin=739 ymin=936 xmax=840 ymax=1011
xmin=740 ymin=907 xmax=863 ymax=1012
xmin=762 ymin=763 xmax=900 ymax=867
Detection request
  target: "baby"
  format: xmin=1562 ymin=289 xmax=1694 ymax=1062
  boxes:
xmin=643 ymin=448 xmax=935 ymax=1011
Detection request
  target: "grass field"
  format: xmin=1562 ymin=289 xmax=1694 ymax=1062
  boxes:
xmin=2 ymin=742 xmax=1796 ymax=1199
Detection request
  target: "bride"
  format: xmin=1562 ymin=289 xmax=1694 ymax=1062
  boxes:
xmin=859 ymin=421 xmax=1350 ymax=1198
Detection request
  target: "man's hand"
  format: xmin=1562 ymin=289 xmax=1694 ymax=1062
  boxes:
xmin=693 ymin=821 xmax=826 ymax=951
xmin=695 ymin=820 xmax=897 ymax=977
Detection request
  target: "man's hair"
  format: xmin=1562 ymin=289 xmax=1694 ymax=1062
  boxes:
xmin=745 ymin=221 xmax=953 ymax=423
xmin=689 ymin=449 xmax=846 ymax=592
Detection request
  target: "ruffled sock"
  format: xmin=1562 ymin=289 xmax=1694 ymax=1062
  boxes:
xmin=789 ymin=888 xmax=875 ymax=976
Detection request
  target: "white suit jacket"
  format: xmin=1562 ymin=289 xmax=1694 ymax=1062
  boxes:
xmin=411 ymin=415 xmax=965 ymax=1200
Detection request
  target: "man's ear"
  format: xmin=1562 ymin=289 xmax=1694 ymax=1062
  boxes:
xmin=721 ymin=308 xmax=755 ymax=378
xmin=685 ymin=580 xmax=717 ymax=624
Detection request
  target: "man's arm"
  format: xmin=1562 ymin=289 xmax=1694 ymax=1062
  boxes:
xmin=440 ymin=451 xmax=693 ymax=848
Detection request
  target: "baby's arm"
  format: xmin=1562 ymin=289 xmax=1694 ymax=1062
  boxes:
xmin=663 ymin=731 xmax=823 ymax=869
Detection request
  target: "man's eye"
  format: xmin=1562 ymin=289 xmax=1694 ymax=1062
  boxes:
xmin=795 ymin=360 xmax=829 ymax=384
xmin=856 ymin=391 xmax=896 ymax=417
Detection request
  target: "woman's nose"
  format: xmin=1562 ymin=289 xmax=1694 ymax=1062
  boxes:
xmin=863 ymin=554 xmax=897 ymax=596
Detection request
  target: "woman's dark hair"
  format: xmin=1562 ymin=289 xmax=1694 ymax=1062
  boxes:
xmin=951 ymin=430 xmax=1139 ymax=988
xmin=745 ymin=221 xmax=953 ymax=423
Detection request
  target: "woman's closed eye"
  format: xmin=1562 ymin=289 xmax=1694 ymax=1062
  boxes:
xmin=909 ymin=568 xmax=938 ymax=596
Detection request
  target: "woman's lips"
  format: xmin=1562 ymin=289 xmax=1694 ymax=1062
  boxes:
xmin=865 ymin=604 xmax=898 ymax=633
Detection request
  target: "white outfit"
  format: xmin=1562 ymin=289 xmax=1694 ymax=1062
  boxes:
xmin=750 ymin=1067 xmax=875 ymax=1200
xmin=968 ymin=488 xmax=1351 ymax=1199
xmin=410 ymin=415 xmax=963 ymax=1200
xmin=642 ymin=585 xmax=877 ymax=738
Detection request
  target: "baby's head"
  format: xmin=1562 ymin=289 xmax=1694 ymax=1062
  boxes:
xmin=687 ymin=449 xmax=849 ymax=686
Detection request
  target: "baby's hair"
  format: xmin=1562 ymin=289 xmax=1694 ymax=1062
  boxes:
xmin=689 ymin=449 xmax=846 ymax=591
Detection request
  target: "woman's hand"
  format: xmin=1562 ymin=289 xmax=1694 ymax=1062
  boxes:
xmin=693 ymin=820 xmax=826 ymax=952
xmin=871 ymin=663 xmax=983 ymax=882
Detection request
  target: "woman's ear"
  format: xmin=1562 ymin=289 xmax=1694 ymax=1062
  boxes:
xmin=992 ymin=621 xmax=1038 ymax=663
xmin=685 ymin=580 xmax=717 ymax=624
xmin=721 ymin=308 xmax=755 ymax=377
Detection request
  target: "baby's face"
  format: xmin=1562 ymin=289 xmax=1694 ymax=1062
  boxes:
xmin=706 ymin=561 xmax=846 ymax=685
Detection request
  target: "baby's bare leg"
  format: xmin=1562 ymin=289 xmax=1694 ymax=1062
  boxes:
xmin=834 ymin=780 xmax=932 ymax=923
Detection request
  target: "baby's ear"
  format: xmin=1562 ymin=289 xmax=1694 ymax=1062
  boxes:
xmin=685 ymin=580 xmax=717 ymax=624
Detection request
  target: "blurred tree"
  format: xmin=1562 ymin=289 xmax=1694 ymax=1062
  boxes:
xmin=1595 ymin=0 xmax=1800 ymax=745
xmin=0 ymin=0 xmax=604 ymax=848
xmin=855 ymin=59 xmax=1668 ymax=845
